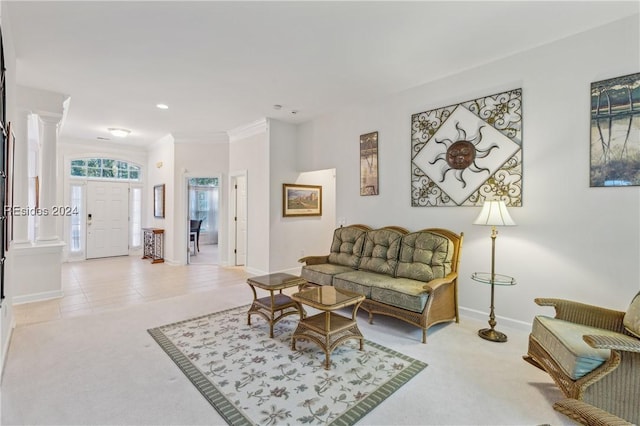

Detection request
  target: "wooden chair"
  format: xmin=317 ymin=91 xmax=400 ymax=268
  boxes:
xmin=190 ymin=219 xmax=203 ymax=252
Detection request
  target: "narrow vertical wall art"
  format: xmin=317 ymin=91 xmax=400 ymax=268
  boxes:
xmin=360 ymin=131 xmax=379 ymax=195
xmin=590 ymin=72 xmax=640 ymax=187
xmin=411 ymin=89 xmax=523 ymax=207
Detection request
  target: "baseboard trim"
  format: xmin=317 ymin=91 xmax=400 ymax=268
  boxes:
xmin=459 ymin=306 xmax=532 ymax=333
xmin=13 ymin=290 xmax=64 ymax=305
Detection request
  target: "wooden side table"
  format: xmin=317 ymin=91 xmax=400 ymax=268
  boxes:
xmin=142 ymin=228 xmax=164 ymax=264
xmin=246 ymin=273 xmax=307 ymax=338
xmin=291 ymin=286 xmax=365 ymax=369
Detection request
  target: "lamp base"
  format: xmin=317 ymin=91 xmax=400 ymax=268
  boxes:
xmin=478 ymin=328 xmax=507 ymax=342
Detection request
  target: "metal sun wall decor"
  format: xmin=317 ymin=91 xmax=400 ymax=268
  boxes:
xmin=590 ymin=72 xmax=640 ymax=187
xmin=360 ymin=131 xmax=379 ymax=195
xmin=411 ymin=89 xmax=523 ymax=207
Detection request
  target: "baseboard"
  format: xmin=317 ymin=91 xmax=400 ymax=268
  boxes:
xmin=459 ymin=306 xmax=532 ymax=333
xmin=1 ymin=315 xmax=16 ymax=384
xmin=13 ymin=290 xmax=64 ymax=305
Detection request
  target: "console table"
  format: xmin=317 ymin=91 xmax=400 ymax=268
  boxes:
xmin=142 ymin=228 xmax=164 ymax=264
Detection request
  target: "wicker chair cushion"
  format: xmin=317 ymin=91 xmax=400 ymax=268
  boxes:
xmin=532 ymin=315 xmax=617 ymax=380
xmin=396 ymin=231 xmax=453 ymax=281
xmin=358 ymin=228 xmax=403 ymax=276
xmin=623 ymin=291 xmax=640 ymax=338
xmin=327 ymin=226 xmax=367 ymax=268
xmin=301 ymin=264 xmax=356 ymax=286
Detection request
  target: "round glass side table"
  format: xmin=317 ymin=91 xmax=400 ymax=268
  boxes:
xmin=471 ymin=272 xmax=516 ymax=342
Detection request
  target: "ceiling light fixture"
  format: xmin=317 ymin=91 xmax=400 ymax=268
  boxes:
xmin=156 ymin=103 xmax=169 ymax=110
xmin=108 ymin=128 xmax=131 ymax=138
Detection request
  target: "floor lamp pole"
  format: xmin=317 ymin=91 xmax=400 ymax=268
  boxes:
xmin=478 ymin=225 xmax=508 ymax=342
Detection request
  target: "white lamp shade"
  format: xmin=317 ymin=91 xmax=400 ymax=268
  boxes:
xmin=473 ymin=200 xmax=516 ymax=226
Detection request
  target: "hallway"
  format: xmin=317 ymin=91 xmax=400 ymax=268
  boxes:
xmin=13 ymin=255 xmax=249 ymax=326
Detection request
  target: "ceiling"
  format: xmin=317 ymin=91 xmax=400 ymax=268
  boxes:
xmin=5 ymin=1 xmax=639 ymax=148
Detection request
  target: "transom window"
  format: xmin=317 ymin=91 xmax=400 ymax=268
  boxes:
xmin=70 ymin=158 xmax=141 ymax=181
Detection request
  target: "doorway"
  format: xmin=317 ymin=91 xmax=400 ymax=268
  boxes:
xmin=187 ymin=177 xmax=219 ymax=264
xmin=86 ymin=181 xmax=129 ymax=259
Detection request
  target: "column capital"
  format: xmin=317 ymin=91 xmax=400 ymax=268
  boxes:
xmin=37 ymin=112 xmax=64 ymax=126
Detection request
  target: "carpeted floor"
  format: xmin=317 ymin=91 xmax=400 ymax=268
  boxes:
xmin=148 ymin=305 xmax=427 ymax=425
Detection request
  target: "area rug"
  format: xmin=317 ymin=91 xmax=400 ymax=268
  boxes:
xmin=148 ymin=305 xmax=427 ymax=426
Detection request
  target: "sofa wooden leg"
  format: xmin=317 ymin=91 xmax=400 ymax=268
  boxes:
xmin=422 ymin=329 xmax=427 ymax=344
xmin=368 ymin=312 xmax=374 ymax=324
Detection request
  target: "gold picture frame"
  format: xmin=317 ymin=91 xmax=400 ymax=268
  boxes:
xmin=154 ymin=184 xmax=165 ymax=218
xmin=282 ymin=184 xmax=322 ymax=217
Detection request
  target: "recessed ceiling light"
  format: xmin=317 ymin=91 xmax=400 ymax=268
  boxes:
xmin=156 ymin=103 xmax=169 ymax=110
xmin=108 ymin=128 xmax=131 ymax=138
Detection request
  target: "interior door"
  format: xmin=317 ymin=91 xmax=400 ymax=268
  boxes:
xmin=234 ymin=175 xmax=247 ymax=266
xmin=86 ymin=181 xmax=129 ymax=259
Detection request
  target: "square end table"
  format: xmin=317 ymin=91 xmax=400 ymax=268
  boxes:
xmin=291 ymin=286 xmax=365 ymax=369
xmin=246 ymin=273 xmax=307 ymax=337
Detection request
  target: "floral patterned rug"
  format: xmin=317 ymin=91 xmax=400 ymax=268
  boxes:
xmin=148 ymin=305 xmax=427 ymax=426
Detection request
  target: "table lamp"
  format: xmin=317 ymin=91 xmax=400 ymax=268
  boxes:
xmin=473 ymin=200 xmax=516 ymax=342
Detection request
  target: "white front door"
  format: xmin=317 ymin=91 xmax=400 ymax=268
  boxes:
xmin=234 ymin=175 xmax=247 ymax=266
xmin=86 ymin=181 xmax=129 ymax=259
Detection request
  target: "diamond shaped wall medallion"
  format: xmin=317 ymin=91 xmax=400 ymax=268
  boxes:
xmin=411 ymin=89 xmax=522 ymax=207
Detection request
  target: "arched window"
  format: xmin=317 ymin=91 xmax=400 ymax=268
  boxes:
xmin=70 ymin=158 xmax=141 ymax=181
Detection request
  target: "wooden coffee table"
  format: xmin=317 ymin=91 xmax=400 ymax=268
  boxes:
xmin=246 ymin=273 xmax=307 ymax=338
xmin=291 ymin=286 xmax=365 ymax=369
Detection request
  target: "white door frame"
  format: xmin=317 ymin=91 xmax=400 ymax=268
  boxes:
xmin=229 ymin=170 xmax=248 ymax=267
xmin=184 ymin=174 xmax=222 ymax=265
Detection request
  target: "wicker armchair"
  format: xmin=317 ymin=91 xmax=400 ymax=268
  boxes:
xmin=553 ymin=399 xmax=633 ymax=426
xmin=523 ymin=298 xmax=640 ymax=424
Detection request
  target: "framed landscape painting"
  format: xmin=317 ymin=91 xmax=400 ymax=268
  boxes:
xmin=590 ymin=72 xmax=640 ymax=187
xmin=282 ymin=184 xmax=322 ymax=217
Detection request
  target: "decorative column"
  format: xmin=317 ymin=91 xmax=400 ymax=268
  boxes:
xmin=36 ymin=112 xmax=62 ymax=243
xmin=9 ymin=109 xmax=32 ymax=246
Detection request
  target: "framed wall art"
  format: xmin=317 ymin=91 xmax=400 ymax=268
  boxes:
xmin=360 ymin=131 xmax=379 ymax=195
xmin=282 ymin=183 xmax=322 ymax=217
xmin=153 ymin=184 xmax=165 ymax=218
xmin=411 ymin=88 xmax=523 ymax=207
xmin=590 ymin=72 xmax=640 ymax=187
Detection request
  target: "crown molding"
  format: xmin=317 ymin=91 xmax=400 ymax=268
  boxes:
xmin=172 ymin=131 xmax=229 ymax=144
xmin=227 ymin=118 xmax=268 ymax=142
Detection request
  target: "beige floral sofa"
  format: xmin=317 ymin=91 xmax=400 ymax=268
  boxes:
xmin=299 ymin=224 xmax=463 ymax=343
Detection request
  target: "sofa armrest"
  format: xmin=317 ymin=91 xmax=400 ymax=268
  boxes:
xmin=298 ymin=255 xmax=329 ymax=265
xmin=535 ymin=298 xmax=626 ymax=332
xmin=583 ymin=333 xmax=640 ymax=354
xmin=423 ymin=272 xmax=458 ymax=293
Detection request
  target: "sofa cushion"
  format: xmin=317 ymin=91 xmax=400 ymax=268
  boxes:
xmin=301 ymin=264 xmax=356 ymax=286
xmin=396 ymin=231 xmax=453 ymax=282
xmin=327 ymin=226 xmax=368 ymax=268
xmin=358 ymin=228 xmax=404 ymax=277
xmin=370 ymin=277 xmax=430 ymax=313
xmin=532 ymin=315 xmax=618 ymax=380
xmin=332 ymin=270 xmax=380 ymax=297
xmin=623 ymin=291 xmax=640 ymax=338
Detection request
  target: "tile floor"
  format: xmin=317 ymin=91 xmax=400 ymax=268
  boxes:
xmin=13 ymin=252 xmax=250 ymax=326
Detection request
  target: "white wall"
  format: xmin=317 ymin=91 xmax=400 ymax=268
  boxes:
xmin=147 ymin=135 xmax=175 ymax=262
xmin=268 ymin=119 xmax=337 ymax=273
xmin=297 ymin=16 xmax=640 ymax=327
xmin=229 ymin=122 xmax=270 ymax=274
